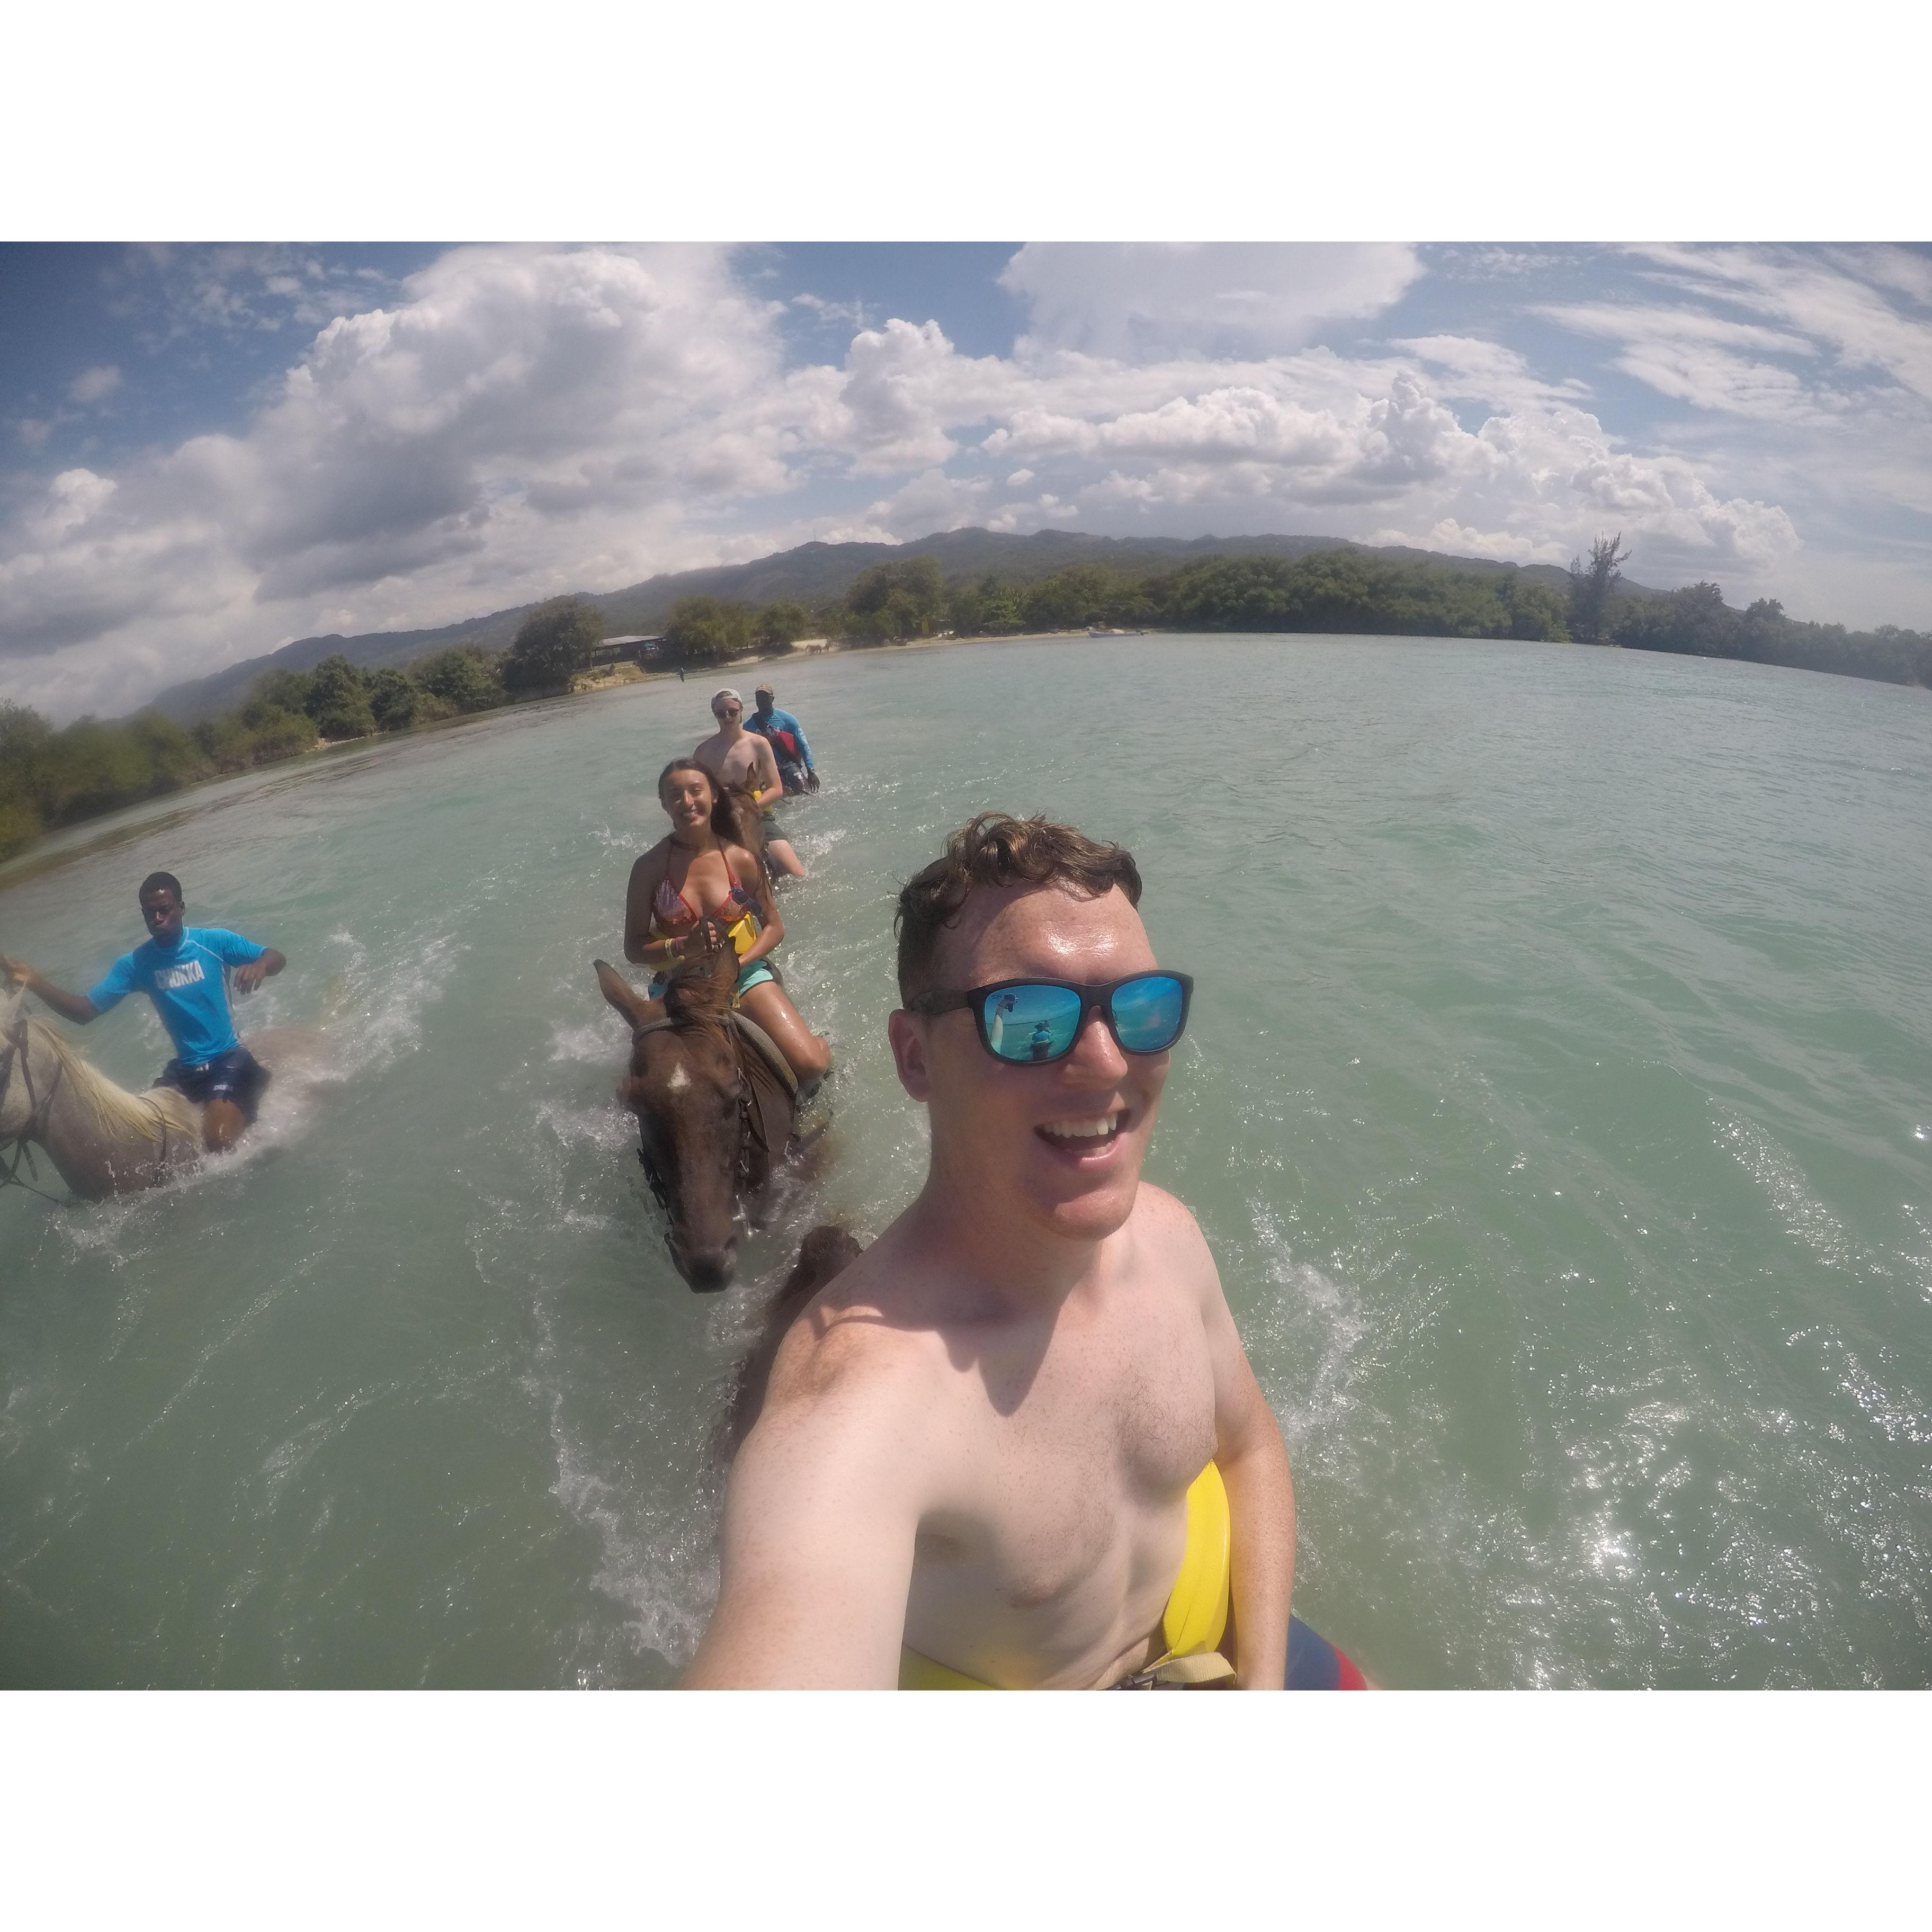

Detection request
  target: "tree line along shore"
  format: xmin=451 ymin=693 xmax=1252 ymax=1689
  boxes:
xmin=5 ymin=539 xmax=1930 ymax=864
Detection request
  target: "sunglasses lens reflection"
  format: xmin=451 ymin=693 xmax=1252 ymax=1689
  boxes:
xmin=1110 ymin=974 xmax=1186 ymax=1053
xmin=980 ymin=983 xmax=1083 ymax=1061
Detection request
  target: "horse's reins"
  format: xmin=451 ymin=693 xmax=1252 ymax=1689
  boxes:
xmin=626 ymin=898 xmax=800 ymax=1229
xmin=628 ymin=1010 xmax=763 ymax=1213
xmin=0 ymin=1015 xmax=70 ymax=1204
xmin=629 ymin=1013 xmax=681 ymax=1214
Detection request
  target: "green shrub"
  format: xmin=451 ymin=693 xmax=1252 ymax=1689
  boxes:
xmin=305 ymin=655 xmax=377 ymax=739
xmin=0 ymin=788 xmax=41 ymax=860
xmin=842 ymin=557 xmax=945 ymax=642
xmin=369 ymin=667 xmax=419 ymax=732
xmin=503 ymin=597 xmax=605 ymax=694
xmin=244 ymin=705 xmax=318 ymax=761
xmin=664 ymin=596 xmax=752 ymax=666
xmin=752 ymin=600 xmax=810 ymax=653
xmin=412 ymin=643 xmax=505 ymax=713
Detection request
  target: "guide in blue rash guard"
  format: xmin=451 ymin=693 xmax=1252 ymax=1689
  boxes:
xmin=747 ymin=684 xmax=819 ymax=794
xmin=1 ymin=870 xmax=287 ymax=1155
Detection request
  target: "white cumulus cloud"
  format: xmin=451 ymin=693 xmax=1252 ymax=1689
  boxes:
xmin=1000 ymin=243 xmax=1424 ymax=360
xmin=11 ymin=240 xmax=1924 ymax=719
xmin=68 ymin=365 xmax=122 ymax=406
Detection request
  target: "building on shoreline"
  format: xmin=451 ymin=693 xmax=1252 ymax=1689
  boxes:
xmin=587 ymin=634 xmax=665 ymax=669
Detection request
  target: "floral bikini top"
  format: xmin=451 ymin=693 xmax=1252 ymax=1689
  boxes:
xmin=652 ymin=851 xmax=758 ymax=956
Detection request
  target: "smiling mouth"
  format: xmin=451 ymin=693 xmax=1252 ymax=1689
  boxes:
xmin=1036 ymin=1110 xmax=1129 ymax=1152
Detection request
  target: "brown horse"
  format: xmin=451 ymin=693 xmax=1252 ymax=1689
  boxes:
xmin=594 ymin=920 xmax=802 ymax=1292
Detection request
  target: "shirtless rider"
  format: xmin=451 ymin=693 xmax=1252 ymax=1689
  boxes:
xmin=693 ymin=687 xmax=806 ymax=881
xmin=2 ymin=870 xmax=285 ymax=1155
xmin=687 ymin=812 xmax=1306 ymax=1689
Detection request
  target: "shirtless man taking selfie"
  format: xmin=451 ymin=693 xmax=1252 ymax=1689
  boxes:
xmin=690 ymin=812 xmax=1363 ymax=1689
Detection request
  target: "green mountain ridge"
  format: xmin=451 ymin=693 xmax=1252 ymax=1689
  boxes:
xmin=140 ymin=528 xmax=1663 ymax=724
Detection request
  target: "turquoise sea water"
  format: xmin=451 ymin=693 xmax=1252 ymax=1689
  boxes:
xmin=3 ymin=634 xmax=1929 ymax=1687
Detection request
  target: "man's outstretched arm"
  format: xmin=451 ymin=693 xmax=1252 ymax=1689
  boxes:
xmin=685 ymin=1388 xmax=919 ymax=1688
xmin=1 ymin=956 xmax=102 ymax=1026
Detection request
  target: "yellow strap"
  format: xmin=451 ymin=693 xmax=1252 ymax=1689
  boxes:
xmin=1158 ymin=1462 xmax=1232 ymax=1662
xmin=899 ymin=1462 xmax=1231 ymax=1689
xmin=1144 ymin=1651 xmax=1236 ymax=1687
xmin=898 ymin=1648 xmax=992 ymax=1691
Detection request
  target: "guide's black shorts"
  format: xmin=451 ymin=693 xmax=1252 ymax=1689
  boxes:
xmin=154 ymin=1045 xmax=270 ymax=1122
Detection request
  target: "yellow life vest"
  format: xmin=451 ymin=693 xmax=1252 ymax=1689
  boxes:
xmin=899 ymin=1462 xmax=1233 ymax=1689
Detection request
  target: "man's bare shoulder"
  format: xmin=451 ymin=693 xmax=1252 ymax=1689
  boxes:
xmin=1128 ymin=1182 xmax=1222 ymax=1296
xmin=1130 ymin=1179 xmax=1212 ymax=1251
xmin=757 ymin=1244 xmax=948 ymax=1433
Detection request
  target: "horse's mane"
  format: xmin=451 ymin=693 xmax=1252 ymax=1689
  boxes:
xmin=13 ymin=1009 xmax=196 ymax=1150
xmin=660 ymin=921 xmax=738 ymax=1031
xmin=712 ymin=783 xmax=766 ymax=857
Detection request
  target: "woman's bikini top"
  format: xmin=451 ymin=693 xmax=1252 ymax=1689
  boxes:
xmin=652 ymin=849 xmax=759 ymax=957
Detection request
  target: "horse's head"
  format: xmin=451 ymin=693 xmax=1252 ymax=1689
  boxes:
xmin=595 ymin=931 xmax=748 ymax=1292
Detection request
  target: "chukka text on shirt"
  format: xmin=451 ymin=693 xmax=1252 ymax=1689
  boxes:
xmin=86 ymin=926 xmax=266 ymax=1066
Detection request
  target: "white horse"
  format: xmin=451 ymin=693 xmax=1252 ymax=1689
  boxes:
xmin=0 ymin=982 xmax=323 ymax=1201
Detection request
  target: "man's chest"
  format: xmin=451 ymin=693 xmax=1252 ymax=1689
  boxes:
xmin=715 ymin=741 xmax=763 ymax=782
xmin=145 ymin=952 xmax=213 ymax=997
xmin=923 ymin=1316 xmax=1218 ymax=1602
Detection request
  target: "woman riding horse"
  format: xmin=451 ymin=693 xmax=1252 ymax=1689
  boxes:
xmin=622 ymin=759 xmax=830 ymax=1087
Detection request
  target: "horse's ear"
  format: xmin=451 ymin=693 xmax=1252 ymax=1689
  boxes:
xmin=594 ymin=959 xmax=652 ymax=1030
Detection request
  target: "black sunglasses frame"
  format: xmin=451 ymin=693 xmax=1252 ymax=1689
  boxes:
xmin=909 ymin=972 xmax=1194 ymax=1064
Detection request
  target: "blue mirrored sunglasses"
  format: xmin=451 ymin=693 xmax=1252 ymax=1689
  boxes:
xmin=909 ymin=972 xmax=1193 ymax=1065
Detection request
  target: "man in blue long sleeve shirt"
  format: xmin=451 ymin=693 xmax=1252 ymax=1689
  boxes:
xmin=747 ymin=684 xmax=819 ymax=794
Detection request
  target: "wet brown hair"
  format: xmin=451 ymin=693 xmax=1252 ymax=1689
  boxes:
xmin=893 ymin=811 xmax=1142 ymax=1003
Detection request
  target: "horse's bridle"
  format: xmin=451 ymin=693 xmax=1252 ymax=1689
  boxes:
xmin=0 ymin=1013 xmax=69 ymax=1203
xmin=628 ymin=1013 xmax=761 ymax=1222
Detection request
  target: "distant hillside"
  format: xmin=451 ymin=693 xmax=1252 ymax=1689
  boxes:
xmin=142 ymin=528 xmax=1663 ymax=723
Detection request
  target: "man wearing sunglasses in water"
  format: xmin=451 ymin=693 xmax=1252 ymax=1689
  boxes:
xmin=692 ymin=687 xmax=807 ymax=881
xmin=689 ymin=811 xmax=1351 ymax=1689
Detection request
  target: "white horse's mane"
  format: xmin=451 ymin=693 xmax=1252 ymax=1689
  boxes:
xmin=2 ymin=990 xmax=197 ymax=1152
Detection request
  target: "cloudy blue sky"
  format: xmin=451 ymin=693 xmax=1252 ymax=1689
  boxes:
xmin=5 ymin=239 xmax=1932 ymax=721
